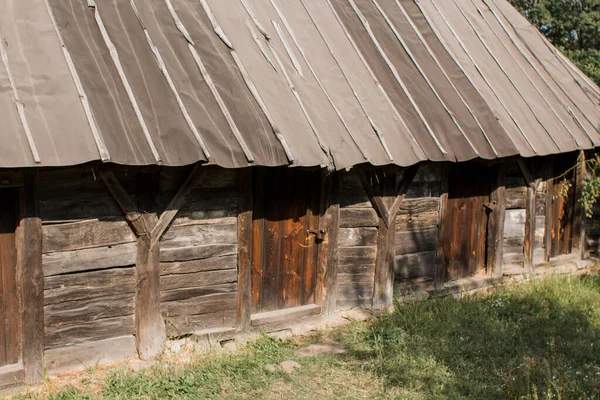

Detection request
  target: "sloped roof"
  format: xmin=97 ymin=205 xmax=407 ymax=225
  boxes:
xmin=0 ymin=0 xmax=599 ymax=169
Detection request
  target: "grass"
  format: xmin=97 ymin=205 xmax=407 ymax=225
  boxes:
xmin=14 ymin=274 xmax=600 ymax=399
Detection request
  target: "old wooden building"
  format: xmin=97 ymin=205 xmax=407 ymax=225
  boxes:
xmin=1 ymin=0 xmax=600 ymax=388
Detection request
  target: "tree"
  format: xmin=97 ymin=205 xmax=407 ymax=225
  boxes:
xmin=509 ymin=0 xmax=600 ymax=85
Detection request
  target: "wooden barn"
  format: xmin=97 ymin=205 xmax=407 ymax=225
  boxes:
xmin=1 ymin=0 xmax=600 ymax=388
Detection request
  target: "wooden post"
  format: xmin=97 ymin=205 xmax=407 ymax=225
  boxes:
xmin=99 ymin=165 xmax=203 ymax=359
xmin=518 ymin=159 xmax=539 ymax=271
xmin=316 ymin=172 xmax=340 ymax=315
xmin=573 ymin=151 xmax=586 ymax=259
xmin=236 ymin=168 xmax=253 ymax=330
xmin=363 ymin=166 xmax=418 ymax=310
xmin=486 ymin=163 xmax=506 ymax=276
xmin=435 ymin=163 xmax=450 ymax=289
xmin=20 ymin=171 xmax=44 ymax=384
xmin=544 ymin=164 xmax=554 ymax=262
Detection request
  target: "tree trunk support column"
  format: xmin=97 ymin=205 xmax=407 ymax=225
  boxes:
xmin=100 ymin=165 xmax=204 ymax=360
xmin=361 ymin=166 xmax=419 ymax=311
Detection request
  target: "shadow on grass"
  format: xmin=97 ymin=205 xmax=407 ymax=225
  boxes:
xmin=338 ymin=274 xmax=600 ymax=399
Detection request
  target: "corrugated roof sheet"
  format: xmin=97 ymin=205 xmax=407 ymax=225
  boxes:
xmin=0 ymin=0 xmax=599 ymax=169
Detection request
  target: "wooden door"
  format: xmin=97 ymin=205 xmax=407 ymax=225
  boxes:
xmin=442 ymin=164 xmax=490 ymax=281
xmin=0 ymin=189 xmax=19 ymax=367
xmin=251 ymin=169 xmax=320 ymax=313
xmin=550 ymin=155 xmax=577 ymax=257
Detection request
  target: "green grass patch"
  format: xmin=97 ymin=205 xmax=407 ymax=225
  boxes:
xmin=15 ymin=274 xmax=600 ymax=399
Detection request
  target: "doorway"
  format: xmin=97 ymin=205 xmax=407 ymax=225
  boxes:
xmin=441 ymin=163 xmax=491 ymax=281
xmin=251 ymin=168 xmax=321 ymax=314
xmin=0 ymin=189 xmax=20 ymax=368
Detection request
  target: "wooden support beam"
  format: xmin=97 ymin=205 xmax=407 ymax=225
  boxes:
xmin=388 ymin=166 xmax=420 ymax=223
xmin=435 ymin=163 xmax=450 ymax=289
xmin=151 ymin=165 xmax=205 ymax=245
xmin=573 ymin=150 xmax=586 ymax=259
xmin=316 ymin=172 xmax=340 ymax=315
xmin=486 ymin=163 xmax=506 ymax=276
xmin=236 ymin=168 xmax=253 ymax=330
xmin=544 ymin=163 xmax=554 ymax=262
xmin=518 ymin=159 xmax=540 ymax=270
xmin=360 ymin=171 xmax=393 ymax=227
xmin=20 ymin=171 xmax=44 ymax=384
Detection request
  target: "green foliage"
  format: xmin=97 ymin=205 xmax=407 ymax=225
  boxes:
xmin=581 ymin=154 xmax=600 ymax=218
xmin=509 ymin=0 xmax=600 ymax=85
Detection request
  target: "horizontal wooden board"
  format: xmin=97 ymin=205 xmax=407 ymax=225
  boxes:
xmin=336 ymin=260 xmax=376 ymax=276
xmin=506 ymin=186 xmax=527 ymax=209
xmin=172 ymin=214 xmax=237 ymax=228
xmin=338 ymin=246 xmax=377 ymax=268
xmin=337 ymin=273 xmax=375 ymax=285
xmin=160 ymin=244 xmax=237 ymax=262
xmin=45 ymin=294 xmax=134 ymax=328
xmin=395 ymin=211 xmax=438 ymax=232
xmin=336 ymin=282 xmax=374 ymax=299
xmin=339 ymin=208 xmax=379 ymax=228
xmin=45 ymin=315 xmax=135 ymax=349
xmin=395 ymin=227 xmax=438 ymax=255
xmin=160 ymin=269 xmax=237 ymax=292
xmin=179 ymin=187 xmax=238 ymax=211
xmin=504 ymin=251 xmax=525 ymax=264
xmin=251 ymin=304 xmax=322 ymax=326
xmin=43 ymin=242 xmax=137 ymax=277
xmin=504 ymin=209 xmax=526 ymax=238
xmin=406 ymin=181 xmax=441 ymax=199
xmin=394 ymin=250 xmax=437 ymax=279
xmin=398 ymin=198 xmax=440 ymax=215
xmin=44 ymin=335 xmax=137 ymax=375
xmin=44 ymin=267 xmax=135 ymax=305
xmin=161 ymin=224 xmax=237 ymax=249
xmin=43 ymin=219 xmax=135 ymax=254
xmin=41 ymin=188 xmax=122 ymax=222
xmin=165 ymin=310 xmax=236 ymax=337
xmin=161 ymin=292 xmax=236 ymax=318
xmin=160 ymin=255 xmax=237 ymax=276
xmin=161 ymin=283 xmax=237 ymax=303
xmin=338 ymin=227 xmax=378 ymax=247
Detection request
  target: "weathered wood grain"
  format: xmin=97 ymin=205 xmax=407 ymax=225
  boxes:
xmin=338 ymin=227 xmax=378 ymax=248
xmin=487 ymin=163 xmax=507 ymax=276
xmin=160 ymin=269 xmax=237 ymax=292
xmin=44 ymin=267 xmax=135 ymax=305
xmin=160 ymin=224 xmax=237 ymax=249
xmin=160 ymin=283 xmax=237 ymax=303
xmin=504 ymin=209 xmax=526 ymax=238
xmin=43 ymin=242 xmax=137 ymax=277
xmin=337 ymin=273 xmax=376 ymax=285
xmin=395 ymin=227 xmax=438 ymax=255
xmin=237 ymin=168 xmax=252 ymax=330
xmin=161 ymin=293 xmax=236 ymax=318
xmin=395 ymin=211 xmax=438 ymax=232
xmin=160 ymin=255 xmax=237 ymax=276
xmin=164 ymin=310 xmax=236 ymax=337
xmin=339 ymin=208 xmax=379 ymax=228
xmin=506 ymin=186 xmax=527 ymax=209
xmin=160 ymin=244 xmax=237 ymax=262
xmin=338 ymin=246 xmax=377 ymax=268
xmin=44 ymin=316 xmax=135 ymax=350
xmin=394 ymin=250 xmax=437 ymax=280
xmin=44 ymin=294 xmax=134 ymax=328
xmin=398 ymin=198 xmax=440 ymax=215
xmin=42 ymin=219 xmax=135 ymax=254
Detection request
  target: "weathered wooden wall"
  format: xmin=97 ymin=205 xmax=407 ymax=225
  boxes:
xmin=394 ymin=164 xmax=441 ymax=295
xmin=40 ymin=168 xmax=137 ymax=358
xmin=159 ymin=168 xmax=238 ymax=337
xmin=336 ymin=171 xmax=377 ymax=310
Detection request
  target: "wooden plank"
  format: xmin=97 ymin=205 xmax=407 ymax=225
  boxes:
xmin=338 ymin=246 xmax=377 ymax=267
xmin=159 ymin=244 xmax=237 ymax=262
xmin=504 ymin=209 xmax=526 ymax=238
xmin=236 ymin=168 xmax=252 ymax=330
xmin=337 ymin=273 xmax=376 ymax=285
xmin=505 ymin=186 xmax=527 ymax=209
xmin=20 ymin=172 xmax=44 ymax=384
xmin=40 ymin=190 xmax=122 ymax=223
xmin=336 ymin=260 xmax=376 ymax=276
xmin=398 ymin=198 xmax=440 ymax=215
xmin=395 ymin=211 xmax=438 ymax=232
xmin=44 ymin=267 xmax=135 ymax=305
xmin=360 ymin=170 xmax=393 ymax=227
xmin=44 ymin=335 xmax=136 ymax=375
xmin=43 ymin=242 xmax=137 ymax=277
xmin=161 ymin=292 xmax=236 ymax=318
xmin=394 ymin=250 xmax=437 ymax=280
xmin=303 ymin=177 xmax=321 ymax=306
xmin=250 ymin=169 xmax=264 ymax=313
xmin=544 ymin=165 xmax=554 ymax=262
xmin=388 ymin=166 xmax=420 ymax=224
xmin=0 ymin=364 xmax=24 ymax=388
xmin=160 ymin=283 xmax=237 ymax=303
xmin=395 ymin=227 xmax=438 ymax=255
xmin=250 ymin=304 xmax=321 ymax=326
xmin=487 ymin=163 xmax=506 ymax=276
xmin=338 ymin=227 xmax=378 ymax=248
xmin=44 ymin=294 xmax=134 ymax=328
xmin=42 ymin=219 xmax=136 ymax=254
xmin=339 ymin=208 xmax=379 ymax=228
xmin=316 ymin=172 xmax=340 ymax=315
xmin=135 ymin=241 xmax=165 ymax=359
xmin=336 ymin=282 xmax=374 ymax=300
xmin=151 ymin=164 xmax=206 ymax=245
xmin=164 ymin=311 xmax=236 ymax=337
xmin=44 ymin=315 xmax=134 ymax=350
xmin=573 ymin=151 xmax=586 ymax=258
xmin=160 ymin=255 xmax=237 ymax=276
xmin=160 ymin=224 xmax=237 ymax=248
xmin=524 ymin=181 xmax=540 ymax=270
xmin=160 ymin=269 xmax=237 ymax=292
